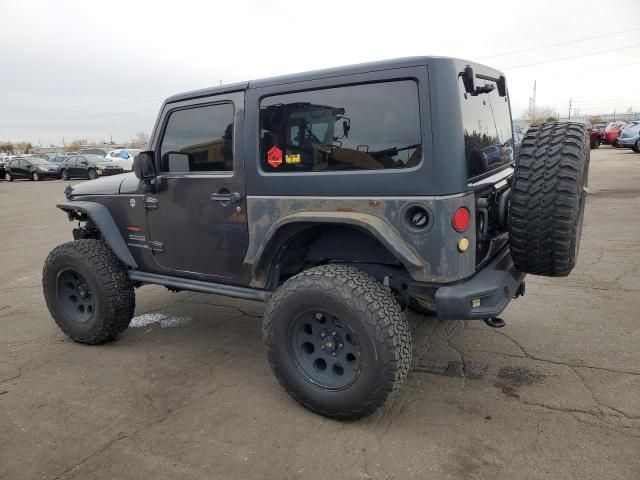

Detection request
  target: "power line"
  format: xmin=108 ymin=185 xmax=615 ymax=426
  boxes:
xmin=478 ymin=27 xmax=640 ymax=60
xmin=1 ymin=109 xmax=159 ymax=121
xmin=0 ymin=119 xmax=153 ymax=129
xmin=502 ymin=43 xmax=640 ymax=70
xmin=0 ymin=98 xmax=163 ymax=113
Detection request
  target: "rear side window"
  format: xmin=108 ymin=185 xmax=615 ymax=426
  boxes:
xmin=460 ymin=77 xmax=513 ymax=179
xmin=160 ymin=103 xmax=234 ymax=173
xmin=259 ymin=80 xmax=422 ymax=172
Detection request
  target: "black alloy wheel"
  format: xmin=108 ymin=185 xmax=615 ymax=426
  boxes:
xmin=55 ymin=268 xmax=95 ymax=324
xmin=288 ymin=310 xmax=362 ymax=390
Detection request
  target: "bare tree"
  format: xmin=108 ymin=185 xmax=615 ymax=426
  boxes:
xmin=520 ymin=105 xmax=558 ymax=125
xmin=129 ymin=132 xmax=150 ymax=149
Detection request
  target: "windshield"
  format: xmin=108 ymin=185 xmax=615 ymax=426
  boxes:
xmin=86 ymin=155 xmax=108 ymax=163
xmin=29 ymin=158 xmax=52 ymax=165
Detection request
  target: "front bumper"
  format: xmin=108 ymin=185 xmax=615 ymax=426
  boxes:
xmin=39 ymin=170 xmax=61 ymax=178
xmin=435 ymin=247 xmax=525 ymax=320
xmin=96 ymin=168 xmax=124 ymax=176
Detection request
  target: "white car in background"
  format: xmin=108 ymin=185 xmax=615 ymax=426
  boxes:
xmin=105 ymin=149 xmax=141 ymax=171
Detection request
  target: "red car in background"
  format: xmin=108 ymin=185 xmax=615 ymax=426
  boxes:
xmin=587 ymin=123 xmax=605 ymax=148
xmin=603 ymin=121 xmax=627 ymax=147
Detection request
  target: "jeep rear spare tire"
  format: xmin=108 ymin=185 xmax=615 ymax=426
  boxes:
xmin=263 ymin=265 xmax=412 ymax=420
xmin=508 ymin=122 xmax=590 ymax=277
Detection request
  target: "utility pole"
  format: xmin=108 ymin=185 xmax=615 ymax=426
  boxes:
xmin=568 ymin=98 xmax=572 ymax=120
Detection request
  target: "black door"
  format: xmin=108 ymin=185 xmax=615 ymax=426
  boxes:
xmin=16 ymin=159 xmax=29 ymax=178
xmin=65 ymin=156 xmax=78 ymax=177
xmin=145 ymin=92 xmax=248 ymax=279
xmin=76 ymin=156 xmax=89 ymax=177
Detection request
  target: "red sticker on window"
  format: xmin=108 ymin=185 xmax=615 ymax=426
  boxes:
xmin=267 ymin=146 xmax=283 ymax=168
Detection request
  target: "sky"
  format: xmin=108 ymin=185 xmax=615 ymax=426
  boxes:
xmin=1 ymin=0 xmax=639 ymax=145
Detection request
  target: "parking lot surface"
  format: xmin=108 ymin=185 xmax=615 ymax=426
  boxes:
xmin=1 ymin=146 xmax=639 ymax=480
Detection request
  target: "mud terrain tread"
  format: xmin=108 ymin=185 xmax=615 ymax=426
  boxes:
xmin=263 ymin=265 xmax=412 ymax=420
xmin=43 ymin=239 xmax=135 ymax=344
xmin=509 ymin=122 xmax=589 ymax=276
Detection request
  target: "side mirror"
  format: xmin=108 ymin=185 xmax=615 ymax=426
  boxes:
xmin=133 ymin=151 xmax=156 ymax=180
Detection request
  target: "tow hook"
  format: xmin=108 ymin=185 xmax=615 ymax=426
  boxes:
xmin=483 ymin=317 xmax=506 ymax=328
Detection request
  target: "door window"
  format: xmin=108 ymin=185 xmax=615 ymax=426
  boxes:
xmin=159 ymin=103 xmax=234 ymax=173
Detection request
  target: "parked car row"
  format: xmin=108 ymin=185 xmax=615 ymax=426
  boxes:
xmin=0 ymin=148 xmax=142 ymax=182
xmin=589 ymin=120 xmax=640 ymax=152
xmin=2 ymin=153 xmax=128 ymax=182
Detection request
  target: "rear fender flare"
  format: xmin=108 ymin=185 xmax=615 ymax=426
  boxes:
xmin=248 ymin=212 xmax=425 ymax=287
xmin=57 ymin=201 xmax=137 ymax=268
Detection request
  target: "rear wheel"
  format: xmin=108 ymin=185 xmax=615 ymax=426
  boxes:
xmin=591 ymin=138 xmax=600 ymax=149
xmin=43 ymin=239 xmax=135 ymax=344
xmin=509 ymin=122 xmax=590 ymax=277
xmin=263 ymin=265 xmax=412 ymax=420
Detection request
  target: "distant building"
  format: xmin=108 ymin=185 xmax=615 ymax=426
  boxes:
xmin=30 ymin=146 xmax=65 ymax=154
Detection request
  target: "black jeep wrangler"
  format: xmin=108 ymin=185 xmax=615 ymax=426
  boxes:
xmin=43 ymin=57 xmax=589 ymax=419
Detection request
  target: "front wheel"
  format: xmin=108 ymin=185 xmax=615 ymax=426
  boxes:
xmin=61 ymin=169 xmax=69 ymax=180
xmin=88 ymin=169 xmax=97 ymax=180
xmin=32 ymin=171 xmax=40 ymax=181
xmin=42 ymin=239 xmax=135 ymax=344
xmin=633 ymin=140 xmax=640 ymax=153
xmin=263 ymin=265 xmax=412 ymax=420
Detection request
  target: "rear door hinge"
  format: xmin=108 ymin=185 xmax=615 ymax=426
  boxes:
xmin=145 ymin=196 xmax=159 ymax=210
xmin=149 ymin=240 xmax=164 ymax=253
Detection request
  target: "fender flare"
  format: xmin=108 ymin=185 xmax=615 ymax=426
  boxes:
xmin=57 ymin=201 xmax=137 ymax=268
xmin=248 ymin=212 xmax=426 ymax=287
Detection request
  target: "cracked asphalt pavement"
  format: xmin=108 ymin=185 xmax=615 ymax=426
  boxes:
xmin=1 ymin=146 xmax=639 ymax=480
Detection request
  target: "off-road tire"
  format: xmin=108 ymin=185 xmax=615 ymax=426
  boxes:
xmin=509 ymin=122 xmax=590 ymax=277
xmin=5 ymin=172 xmax=12 ymax=182
xmin=32 ymin=171 xmax=40 ymax=181
xmin=263 ymin=265 xmax=412 ymax=420
xmin=43 ymin=239 xmax=135 ymax=344
xmin=61 ymin=169 xmax=69 ymax=180
xmin=88 ymin=168 xmax=97 ymax=180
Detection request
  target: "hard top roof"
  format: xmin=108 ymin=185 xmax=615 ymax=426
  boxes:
xmin=165 ymin=56 xmax=496 ymax=104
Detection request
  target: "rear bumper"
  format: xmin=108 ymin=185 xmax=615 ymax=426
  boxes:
xmin=618 ymin=138 xmax=638 ymax=147
xmin=435 ymin=246 xmax=525 ymax=320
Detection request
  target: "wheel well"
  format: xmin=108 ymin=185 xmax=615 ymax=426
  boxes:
xmin=257 ymin=223 xmax=408 ymax=290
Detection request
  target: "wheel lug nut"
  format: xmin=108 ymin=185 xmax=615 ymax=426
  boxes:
xmin=321 ymin=332 xmax=325 ymax=338
xmin=332 ymin=331 xmax=336 ymax=336
xmin=321 ymin=345 xmax=325 ymax=350
xmin=338 ymin=343 xmax=343 ymax=348
xmin=331 ymin=352 xmax=336 ymax=357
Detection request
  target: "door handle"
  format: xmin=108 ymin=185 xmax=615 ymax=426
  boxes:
xmin=210 ymin=191 xmax=242 ymax=204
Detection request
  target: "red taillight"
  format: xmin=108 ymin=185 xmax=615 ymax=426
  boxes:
xmin=452 ymin=207 xmax=471 ymax=232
